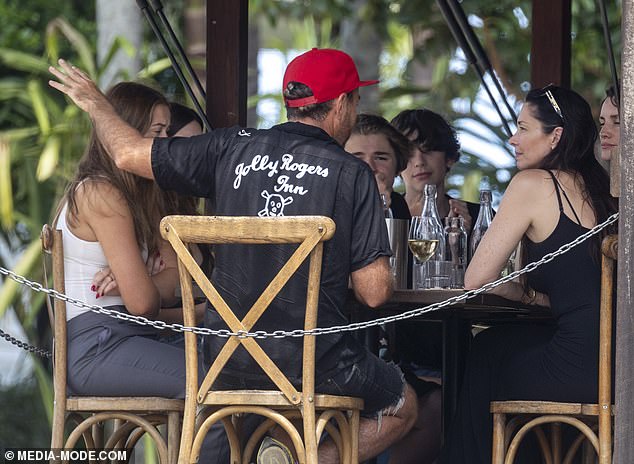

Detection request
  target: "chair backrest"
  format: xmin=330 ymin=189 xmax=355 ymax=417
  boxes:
xmin=41 ymin=224 xmax=69 ymax=407
xmin=598 ymin=234 xmax=617 ymax=441
xmin=160 ymin=215 xmax=336 ymax=406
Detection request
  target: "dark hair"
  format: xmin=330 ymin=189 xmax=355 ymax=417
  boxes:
xmin=604 ymin=82 xmax=620 ymax=112
xmin=525 ymin=85 xmax=618 ymax=245
xmin=63 ymin=82 xmax=169 ymax=255
xmin=164 ymin=103 xmax=201 ymax=215
xmin=284 ymin=81 xmax=353 ymax=121
xmin=350 ymin=113 xmax=411 ymax=174
xmin=390 ymin=109 xmax=461 ymax=163
xmin=167 ymin=102 xmax=203 ymax=137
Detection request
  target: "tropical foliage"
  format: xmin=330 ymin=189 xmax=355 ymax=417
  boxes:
xmin=250 ymin=0 xmax=622 ymax=200
xmin=0 ymin=10 xmax=169 ymax=447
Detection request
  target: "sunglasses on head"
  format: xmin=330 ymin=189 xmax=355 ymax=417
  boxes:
xmin=539 ymin=84 xmax=564 ymax=121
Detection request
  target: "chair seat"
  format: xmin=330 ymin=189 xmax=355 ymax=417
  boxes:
xmin=67 ymin=396 xmax=185 ymax=413
xmin=491 ymin=400 xmax=614 ymax=416
xmin=202 ymin=390 xmax=364 ymax=410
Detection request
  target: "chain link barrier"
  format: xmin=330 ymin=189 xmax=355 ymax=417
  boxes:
xmin=0 ymin=212 xmax=619 ymax=357
xmin=0 ymin=327 xmax=51 ymax=358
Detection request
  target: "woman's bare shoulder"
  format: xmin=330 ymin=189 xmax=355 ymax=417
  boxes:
xmin=75 ymin=177 xmax=129 ymax=217
xmin=506 ymin=169 xmax=554 ymax=196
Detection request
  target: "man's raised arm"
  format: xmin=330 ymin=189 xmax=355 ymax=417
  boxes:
xmin=48 ymin=59 xmax=154 ymax=179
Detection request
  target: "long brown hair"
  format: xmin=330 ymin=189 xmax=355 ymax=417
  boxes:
xmin=62 ymin=82 xmax=169 ymax=255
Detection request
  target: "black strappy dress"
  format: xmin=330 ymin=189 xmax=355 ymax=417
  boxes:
xmin=442 ymin=170 xmax=601 ymax=464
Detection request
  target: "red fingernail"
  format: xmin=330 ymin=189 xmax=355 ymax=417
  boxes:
xmin=96 ymin=293 xmax=100 ymax=299
xmin=91 ymin=285 xmax=96 ymax=291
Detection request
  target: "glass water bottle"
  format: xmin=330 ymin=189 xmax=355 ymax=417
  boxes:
xmin=445 ymin=216 xmax=468 ymax=288
xmin=469 ymin=188 xmax=494 ymax=261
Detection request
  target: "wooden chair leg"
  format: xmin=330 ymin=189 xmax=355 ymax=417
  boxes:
xmin=598 ymin=414 xmax=612 ymax=464
xmin=303 ymin=408 xmax=318 ymax=464
xmin=178 ymin=401 xmax=197 ymax=464
xmin=551 ymin=422 xmax=562 ymax=464
xmin=167 ymin=411 xmax=181 ymax=464
xmin=51 ymin=410 xmax=66 ymax=450
xmin=350 ymin=410 xmax=360 ymax=464
xmin=492 ymin=413 xmax=506 ymax=464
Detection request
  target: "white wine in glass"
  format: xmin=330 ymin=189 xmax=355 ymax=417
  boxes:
xmin=408 ymin=238 xmax=439 ymax=263
xmin=408 ymin=216 xmax=441 ymax=264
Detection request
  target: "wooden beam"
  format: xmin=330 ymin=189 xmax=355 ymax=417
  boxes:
xmin=530 ymin=0 xmax=571 ymax=88
xmin=206 ymin=0 xmax=248 ymax=128
xmin=614 ymin=1 xmax=634 ymax=461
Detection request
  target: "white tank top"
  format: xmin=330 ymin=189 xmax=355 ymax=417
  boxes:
xmin=57 ymin=203 xmax=126 ymax=320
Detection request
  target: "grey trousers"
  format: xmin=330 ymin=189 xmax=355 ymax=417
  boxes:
xmin=67 ymin=308 xmax=230 ymax=463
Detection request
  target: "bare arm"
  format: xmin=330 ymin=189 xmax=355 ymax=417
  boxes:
xmin=77 ymin=181 xmax=164 ymax=316
xmin=48 ymin=59 xmax=154 ymax=179
xmin=350 ymin=256 xmax=393 ymax=308
xmin=464 ymin=170 xmax=550 ymax=306
xmin=92 ymin=237 xmax=205 ymax=322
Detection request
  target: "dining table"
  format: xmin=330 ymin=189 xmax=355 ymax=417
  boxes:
xmin=347 ymin=288 xmax=552 ymax=443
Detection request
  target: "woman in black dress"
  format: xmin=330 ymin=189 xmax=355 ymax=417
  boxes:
xmin=442 ymin=85 xmax=617 ymax=463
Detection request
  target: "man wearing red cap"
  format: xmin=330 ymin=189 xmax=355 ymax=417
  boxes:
xmin=49 ymin=48 xmax=417 ymax=463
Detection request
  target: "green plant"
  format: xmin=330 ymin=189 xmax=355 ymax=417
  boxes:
xmin=0 ymin=17 xmax=170 ymax=449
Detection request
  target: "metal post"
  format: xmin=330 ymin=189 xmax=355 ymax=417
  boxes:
xmin=614 ymin=0 xmax=634 ymax=461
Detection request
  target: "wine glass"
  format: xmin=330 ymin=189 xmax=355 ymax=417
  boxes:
xmin=409 ymin=215 xmax=443 ymax=289
xmin=408 ymin=216 xmax=440 ymax=264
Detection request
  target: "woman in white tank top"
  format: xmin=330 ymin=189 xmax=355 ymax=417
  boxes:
xmin=55 ymin=81 xmax=204 ymax=397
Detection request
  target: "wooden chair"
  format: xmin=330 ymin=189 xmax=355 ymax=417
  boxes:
xmin=490 ymin=234 xmax=618 ymax=464
xmin=160 ymin=215 xmax=364 ymax=464
xmin=41 ymin=224 xmax=184 ymax=463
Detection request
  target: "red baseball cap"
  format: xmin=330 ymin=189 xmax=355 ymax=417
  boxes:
xmin=283 ymin=48 xmax=379 ymax=108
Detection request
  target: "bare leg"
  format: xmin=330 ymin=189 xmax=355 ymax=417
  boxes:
xmin=388 ymin=386 xmax=442 ymax=464
xmin=317 ymin=384 xmax=419 ymax=464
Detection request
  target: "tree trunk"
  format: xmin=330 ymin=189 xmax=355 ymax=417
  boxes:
xmin=246 ymin=18 xmax=259 ymax=127
xmin=410 ymin=26 xmax=435 ymax=90
xmin=96 ymin=0 xmax=142 ymax=88
xmin=340 ymin=0 xmax=382 ymax=113
xmin=184 ymin=0 xmax=207 ymax=95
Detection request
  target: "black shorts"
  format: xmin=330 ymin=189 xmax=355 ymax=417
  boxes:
xmin=214 ymin=351 xmax=406 ymax=416
xmin=315 ymin=351 xmax=406 ymax=416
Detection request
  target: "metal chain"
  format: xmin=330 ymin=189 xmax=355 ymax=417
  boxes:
xmin=0 ymin=212 xmax=619 ymax=346
xmin=0 ymin=327 xmax=51 ymax=358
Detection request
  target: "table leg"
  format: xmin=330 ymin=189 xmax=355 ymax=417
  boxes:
xmin=441 ymin=315 xmax=471 ymax=443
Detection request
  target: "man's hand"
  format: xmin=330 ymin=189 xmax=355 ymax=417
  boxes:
xmin=48 ymin=59 xmax=108 ymax=115
xmin=48 ymin=58 xmax=155 ymax=179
